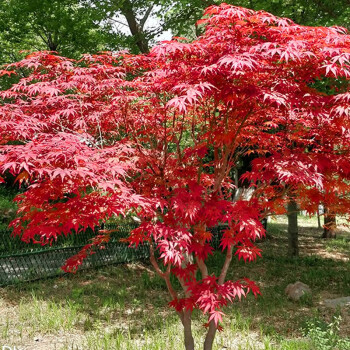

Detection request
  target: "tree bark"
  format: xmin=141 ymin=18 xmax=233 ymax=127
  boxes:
xmin=203 ymin=321 xmax=216 ymax=350
xmin=322 ymin=206 xmax=336 ymax=239
xmin=120 ymin=0 xmax=150 ymax=53
xmin=47 ymin=32 xmax=58 ymax=51
xmin=150 ymin=243 xmax=195 ymax=349
xmin=182 ymin=310 xmax=195 ymax=350
xmin=317 ymin=205 xmax=321 ymax=229
xmin=287 ymin=198 xmax=299 ymax=257
xmin=202 ymin=246 xmax=234 ymax=349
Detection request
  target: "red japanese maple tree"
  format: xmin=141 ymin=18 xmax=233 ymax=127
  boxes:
xmin=1 ymin=4 xmax=349 ymax=349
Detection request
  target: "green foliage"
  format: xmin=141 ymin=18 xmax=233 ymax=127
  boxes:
xmin=325 ymin=237 xmax=350 ymax=255
xmin=298 ymin=292 xmax=313 ymax=307
xmin=302 ymin=313 xmax=350 ymax=350
xmin=162 ymin=0 xmax=350 ymax=39
xmin=0 ymin=185 xmax=17 ymax=230
xmin=244 ymin=0 xmax=350 ymax=28
xmin=0 ymin=0 xmax=117 ymax=64
xmin=1 ymin=0 xmax=348 ymax=69
xmin=91 ymin=0 xmax=167 ymax=54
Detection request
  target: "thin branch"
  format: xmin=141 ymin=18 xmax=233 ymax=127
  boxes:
xmin=140 ymin=5 xmax=154 ymax=29
xmin=218 ymin=246 xmax=233 ymax=285
xmin=213 ymin=109 xmax=253 ymax=192
xmin=109 ymin=18 xmax=130 ymax=28
xmin=196 ymin=256 xmax=208 ymax=279
xmin=149 ymin=241 xmax=165 ymax=277
xmin=149 ymin=241 xmax=184 ymax=322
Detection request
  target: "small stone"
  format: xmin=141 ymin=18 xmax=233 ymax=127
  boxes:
xmin=285 ymin=281 xmax=311 ymax=301
xmin=324 ymin=296 xmax=350 ymax=309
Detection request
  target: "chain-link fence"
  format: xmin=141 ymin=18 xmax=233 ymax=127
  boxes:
xmin=0 ymin=222 xmax=150 ymax=286
xmin=0 ymin=221 xmax=267 ymax=286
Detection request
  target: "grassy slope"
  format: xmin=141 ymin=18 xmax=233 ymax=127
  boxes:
xmin=0 ymin=215 xmax=349 ymax=350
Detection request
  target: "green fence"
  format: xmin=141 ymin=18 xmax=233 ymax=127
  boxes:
xmin=0 ymin=222 xmax=150 ymax=286
xmin=0 ymin=223 xmax=252 ymax=286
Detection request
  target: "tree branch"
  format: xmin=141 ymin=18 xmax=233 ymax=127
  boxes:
xmin=218 ymin=246 xmax=233 ymax=285
xmin=196 ymin=256 xmax=208 ymax=279
xmin=140 ymin=5 xmax=154 ymax=29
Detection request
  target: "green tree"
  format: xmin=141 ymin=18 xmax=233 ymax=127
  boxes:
xmin=91 ymin=0 xmax=169 ymax=53
xmin=163 ymin=0 xmax=350 ymax=39
xmin=0 ymin=0 xmax=174 ymax=61
xmin=0 ymin=0 xmax=116 ymax=62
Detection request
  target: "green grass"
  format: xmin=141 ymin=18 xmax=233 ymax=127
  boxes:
xmin=0 ymin=215 xmax=350 ymax=349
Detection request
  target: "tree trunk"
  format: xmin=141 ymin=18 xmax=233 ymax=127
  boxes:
xmin=287 ymin=199 xmax=299 ymax=257
xmin=120 ymin=0 xmax=149 ymax=53
xmin=317 ymin=205 xmax=321 ymax=229
xmin=182 ymin=310 xmax=195 ymax=350
xmin=323 ymin=206 xmax=336 ymax=239
xmin=203 ymin=246 xmax=234 ymax=349
xmin=203 ymin=320 xmax=216 ymax=350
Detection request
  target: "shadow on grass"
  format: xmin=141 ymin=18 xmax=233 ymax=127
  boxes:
xmin=1 ymin=218 xmax=350 ymax=348
xmin=205 ymin=220 xmax=350 ymax=336
xmin=1 ymin=261 xmax=179 ymax=338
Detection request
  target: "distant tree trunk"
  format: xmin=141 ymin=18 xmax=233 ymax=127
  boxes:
xmin=234 ymin=167 xmax=239 ymax=188
xmin=317 ymin=205 xmax=321 ymax=229
xmin=322 ymin=206 xmax=336 ymax=239
xmin=287 ymin=198 xmax=299 ymax=257
xmin=120 ymin=0 xmax=150 ymax=53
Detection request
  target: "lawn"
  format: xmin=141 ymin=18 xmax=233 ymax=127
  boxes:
xmin=0 ymin=215 xmax=350 ymax=349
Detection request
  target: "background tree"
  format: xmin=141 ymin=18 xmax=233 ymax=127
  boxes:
xmin=0 ymin=0 xmax=174 ymax=62
xmin=163 ymin=0 xmax=350 ymax=40
xmin=91 ymin=0 xmax=167 ymax=53
xmin=1 ymin=0 xmax=349 ymax=62
xmin=0 ymin=0 xmax=117 ymax=63
xmin=287 ymin=198 xmax=299 ymax=257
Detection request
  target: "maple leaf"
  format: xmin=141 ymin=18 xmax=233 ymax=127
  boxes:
xmin=0 ymin=70 xmax=16 ymax=77
xmin=218 ymin=54 xmax=258 ymax=73
xmin=208 ymin=310 xmax=225 ymax=326
xmin=62 ymin=234 xmax=110 ymax=273
xmin=169 ymin=298 xmax=186 ymax=312
xmin=235 ymin=245 xmax=262 ymax=262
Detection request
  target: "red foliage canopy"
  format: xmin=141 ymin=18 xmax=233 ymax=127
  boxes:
xmin=0 ymin=3 xmax=349 ymax=347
